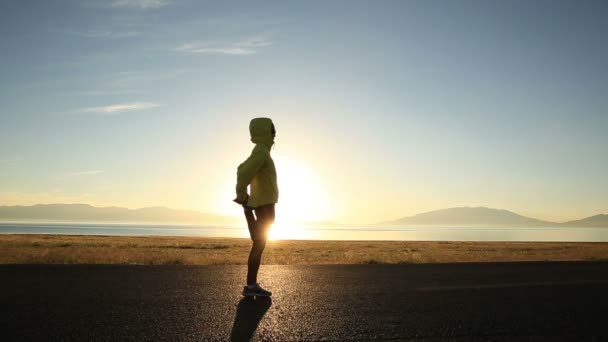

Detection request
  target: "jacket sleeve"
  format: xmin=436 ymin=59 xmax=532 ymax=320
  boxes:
xmin=236 ymin=147 xmax=267 ymax=200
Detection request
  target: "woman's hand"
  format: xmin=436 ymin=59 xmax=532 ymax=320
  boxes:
xmin=233 ymin=193 xmax=249 ymax=205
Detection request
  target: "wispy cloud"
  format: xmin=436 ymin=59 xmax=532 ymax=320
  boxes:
xmin=110 ymin=0 xmax=170 ymax=9
xmin=69 ymin=30 xmax=141 ymax=39
xmin=74 ymin=89 xmax=144 ymax=96
xmin=79 ymin=102 xmax=159 ymax=114
xmin=176 ymin=36 xmax=273 ymax=55
xmin=177 ymin=46 xmax=255 ymax=55
xmin=238 ymin=36 xmax=274 ymax=48
xmin=67 ymin=170 xmax=105 ymax=176
xmin=84 ymin=0 xmax=170 ymax=9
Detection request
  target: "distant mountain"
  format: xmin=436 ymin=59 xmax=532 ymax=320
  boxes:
xmin=560 ymin=214 xmax=608 ymax=228
xmin=382 ymin=207 xmax=555 ymax=226
xmin=0 ymin=204 xmax=240 ymax=226
xmin=2 ymin=204 xmax=606 ymax=228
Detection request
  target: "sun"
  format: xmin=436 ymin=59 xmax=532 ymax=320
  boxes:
xmin=268 ymin=154 xmax=333 ymax=240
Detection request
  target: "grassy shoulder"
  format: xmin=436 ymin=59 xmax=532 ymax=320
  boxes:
xmin=1 ymin=234 xmax=607 ymax=265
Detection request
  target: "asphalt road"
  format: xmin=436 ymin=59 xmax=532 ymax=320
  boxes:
xmin=1 ymin=262 xmax=607 ymax=341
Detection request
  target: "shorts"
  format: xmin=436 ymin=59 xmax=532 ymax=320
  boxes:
xmin=247 ymin=204 xmax=275 ymax=241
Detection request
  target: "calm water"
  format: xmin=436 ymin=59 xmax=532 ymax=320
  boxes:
xmin=1 ymin=222 xmax=607 ymax=242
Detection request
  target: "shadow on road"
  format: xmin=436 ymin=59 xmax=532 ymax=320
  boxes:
xmin=230 ymin=297 xmax=272 ymax=341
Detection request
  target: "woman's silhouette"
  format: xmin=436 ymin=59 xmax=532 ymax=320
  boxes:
xmin=234 ymin=117 xmax=278 ymax=297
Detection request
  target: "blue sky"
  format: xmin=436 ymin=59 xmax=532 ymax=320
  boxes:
xmin=1 ymin=0 xmax=607 ymax=223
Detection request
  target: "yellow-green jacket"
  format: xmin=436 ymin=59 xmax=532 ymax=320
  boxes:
xmin=235 ymin=118 xmax=279 ymax=208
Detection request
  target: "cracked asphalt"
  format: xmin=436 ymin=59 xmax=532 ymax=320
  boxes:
xmin=1 ymin=262 xmax=607 ymax=341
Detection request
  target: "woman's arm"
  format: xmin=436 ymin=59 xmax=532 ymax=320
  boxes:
xmin=235 ymin=147 xmax=268 ymax=203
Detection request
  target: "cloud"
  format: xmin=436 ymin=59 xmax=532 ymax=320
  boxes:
xmin=67 ymin=170 xmax=105 ymax=176
xmin=75 ymin=89 xmax=144 ymax=96
xmin=79 ymin=102 xmax=159 ymax=114
xmin=110 ymin=0 xmax=170 ymax=9
xmin=70 ymin=30 xmax=141 ymax=39
xmin=176 ymin=46 xmax=256 ymax=55
xmin=176 ymin=36 xmax=273 ymax=55
xmin=237 ymin=36 xmax=273 ymax=48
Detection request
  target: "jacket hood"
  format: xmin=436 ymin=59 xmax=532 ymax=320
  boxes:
xmin=249 ymin=117 xmax=275 ymax=149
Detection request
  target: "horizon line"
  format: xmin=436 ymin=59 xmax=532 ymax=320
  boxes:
xmin=0 ymin=202 xmax=605 ymax=225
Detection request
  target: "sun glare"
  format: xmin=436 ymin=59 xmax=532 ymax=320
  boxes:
xmin=268 ymin=155 xmax=333 ymax=240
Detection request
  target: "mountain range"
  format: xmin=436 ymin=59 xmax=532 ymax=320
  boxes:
xmin=0 ymin=204 xmax=240 ymax=226
xmin=0 ymin=204 xmax=606 ymax=227
xmin=382 ymin=207 xmax=608 ymax=227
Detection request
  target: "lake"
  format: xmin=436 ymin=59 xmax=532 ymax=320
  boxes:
xmin=1 ymin=222 xmax=607 ymax=242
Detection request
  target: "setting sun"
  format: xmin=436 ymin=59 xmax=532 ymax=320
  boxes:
xmin=268 ymin=154 xmax=333 ymax=240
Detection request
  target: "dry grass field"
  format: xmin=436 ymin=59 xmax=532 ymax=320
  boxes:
xmin=1 ymin=234 xmax=607 ymax=265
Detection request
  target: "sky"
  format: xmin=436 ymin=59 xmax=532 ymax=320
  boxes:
xmin=1 ymin=0 xmax=607 ymax=225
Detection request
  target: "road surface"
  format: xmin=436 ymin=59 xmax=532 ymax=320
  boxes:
xmin=1 ymin=262 xmax=607 ymax=341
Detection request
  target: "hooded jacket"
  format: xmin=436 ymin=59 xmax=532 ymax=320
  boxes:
xmin=235 ymin=117 xmax=279 ymax=208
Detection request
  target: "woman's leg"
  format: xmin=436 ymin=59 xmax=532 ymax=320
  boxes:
xmin=246 ymin=205 xmax=275 ymax=285
xmin=246 ymin=238 xmax=267 ymax=285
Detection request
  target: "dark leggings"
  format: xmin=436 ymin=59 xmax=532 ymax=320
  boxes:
xmin=247 ymin=204 xmax=275 ymax=285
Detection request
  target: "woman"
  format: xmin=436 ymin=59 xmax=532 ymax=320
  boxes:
xmin=234 ymin=117 xmax=278 ymax=297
